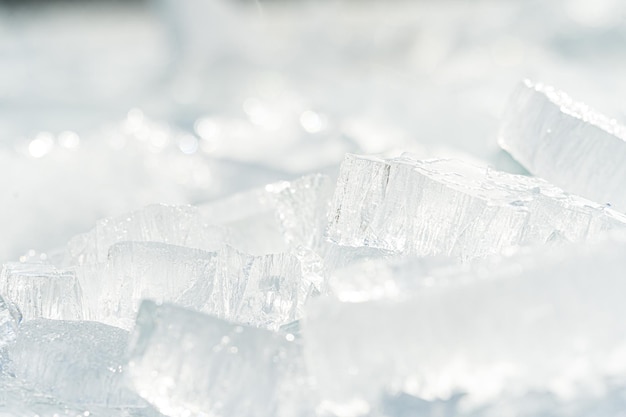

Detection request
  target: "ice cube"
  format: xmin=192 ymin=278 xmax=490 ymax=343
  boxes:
xmin=65 ymin=204 xmax=224 ymax=265
xmin=327 ymin=153 xmax=626 ymax=260
xmin=498 ymin=80 xmax=626 ymax=211
xmin=0 ymin=262 xmax=83 ymax=321
xmin=6 ymin=319 xmax=145 ymax=407
xmin=303 ymin=236 xmax=626 ymax=414
xmin=127 ymin=300 xmax=305 ymax=417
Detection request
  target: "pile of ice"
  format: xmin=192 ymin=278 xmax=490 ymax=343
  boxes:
xmin=3 ymin=81 xmax=626 ymax=417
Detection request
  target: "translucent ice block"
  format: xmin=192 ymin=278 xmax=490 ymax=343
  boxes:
xmin=80 ymin=242 xmax=322 ymax=331
xmin=65 ymin=204 xmax=225 ymax=265
xmin=303 ymin=236 xmax=626 ymax=414
xmin=0 ymin=262 xmax=83 ymax=320
xmin=7 ymin=319 xmax=144 ymax=407
xmin=127 ymin=301 xmax=305 ymax=417
xmin=327 ymin=153 xmax=626 ymax=260
xmin=498 ymin=80 xmax=626 ymax=211
xmin=97 ymin=241 xmax=218 ymax=328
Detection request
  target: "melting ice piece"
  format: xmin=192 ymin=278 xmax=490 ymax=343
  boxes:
xmin=498 ymin=80 xmax=626 ymax=211
xmin=82 ymin=242 xmax=322 ymax=331
xmin=303 ymin=236 xmax=626 ymax=414
xmin=127 ymin=301 xmax=305 ymax=417
xmin=6 ymin=319 xmax=144 ymax=407
xmin=0 ymin=262 xmax=83 ymax=320
xmin=327 ymin=154 xmax=626 ymax=260
xmin=65 ymin=204 xmax=225 ymax=265
xmin=199 ymin=174 xmax=333 ymax=254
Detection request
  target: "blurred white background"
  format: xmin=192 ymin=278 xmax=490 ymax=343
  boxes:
xmin=0 ymin=0 xmax=625 ymax=260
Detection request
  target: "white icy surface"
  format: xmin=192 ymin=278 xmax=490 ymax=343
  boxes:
xmin=327 ymin=153 xmax=626 ymax=260
xmin=6 ymin=319 xmax=145 ymax=407
xmin=303 ymin=236 xmax=626 ymax=415
xmin=127 ymin=300 xmax=306 ymax=417
xmin=499 ymin=80 xmax=626 ymax=211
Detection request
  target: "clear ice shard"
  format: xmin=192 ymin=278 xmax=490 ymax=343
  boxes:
xmin=0 ymin=262 xmax=83 ymax=321
xmin=0 ymin=294 xmax=21 ymax=348
xmin=303 ymin=236 xmax=626 ymax=414
xmin=498 ymin=80 xmax=626 ymax=211
xmin=65 ymin=204 xmax=225 ymax=265
xmin=79 ymin=242 xmax=322 ymax=331
xmin=327 ymin=153 xmax=626 ymax=260
xmin=6 ymin=319 xmax=145 ymax=407
xmin=127 ymin=300 xmax=305 ymax=417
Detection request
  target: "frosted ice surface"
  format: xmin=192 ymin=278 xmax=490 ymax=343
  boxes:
xmin=0 ymin=371 xmax=165 ymax=417
xmin=127 ymin=301 xmax=305 ymax=417
xmin=303 ymin=237 xmax=626 ymax=415
xmin=327 ymin=153 xmax=626 ymax=260
xmin=498 ymin=80 xmax=626 ymax=211
xmin=0 ymin=295 xmax=21 ymax=348
xmin=0 ymin=262 xmax=83 ymax=321
xmin=7 ymin=319 xmax=145 ymax=407
xmin=65 ymin=204 xmax=225 ymax=265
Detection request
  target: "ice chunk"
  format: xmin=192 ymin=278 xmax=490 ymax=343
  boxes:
xmin=0 ymin=262 xmax=83 ymax=321
xmin=96 ymin=241 xmax=217 ymax=329
xmin=127 ymin=301 xmax=305 ymax=417
xmin=327 ymin=153 xmax=626 ymax=260
xmin=78 ymin=242 xmax=322 ymax=331
xmin=498 ymin=80 xmax=626 ymax=211
xmin=0 ymin=295 xmax=21 ymax=348
xmin=65 ymin=204 xmax=224 ymax=265
xmin=7 ymin=319 xmax=144 ymax=407
xmin=303 ymin=236 xmax=626 ymax=414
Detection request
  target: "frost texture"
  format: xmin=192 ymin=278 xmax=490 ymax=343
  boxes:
xmin=127 ymin=301 xmax=304 ymax=417
xmin=303 ymin=237 xmax=626 ymax=415
xmin=498 ymin=80 xmax=626 ymax=211
xmin=6 ymin=319 xmax=145 ymax=407
xmin=0 ymin=263 xmax=83 ymax=321
xmin=327 ymin=154 xmax=626 ymax=260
